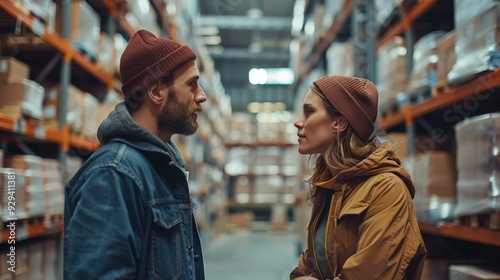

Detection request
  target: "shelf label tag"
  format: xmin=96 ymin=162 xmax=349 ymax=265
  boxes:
xmin=31 ymin=18 xmax=45 ymax=37
xmin=35 ymin=125 xmax=46 ymax=139
xmin=14 ymin=119 xmax=26 ymax=134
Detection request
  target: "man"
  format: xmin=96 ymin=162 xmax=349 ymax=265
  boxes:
xmin=64 ymin=29 xmax=207 ymax=279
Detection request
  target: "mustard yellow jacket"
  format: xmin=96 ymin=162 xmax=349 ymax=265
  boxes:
xmin=291 ymin=142 xmax=427 ymax=280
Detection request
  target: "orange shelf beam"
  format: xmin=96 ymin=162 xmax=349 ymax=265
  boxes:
xmin=378 ymin=69 xmax=500 ymax=129
xmin=0 ymin=114 xmax=62 ymax=144
xmin=376 ymin=0 xmax=438 ymax=49
xmin=419 ymin=222 xmax=500 ymax=247
xmin=0 ymin=1 xmax=71 ymax=56
xmin=412 ymin=69 xmax=500 ymax=117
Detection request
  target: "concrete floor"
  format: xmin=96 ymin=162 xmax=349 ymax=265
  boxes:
xmin=204 ymin=229 xmax=300 ymax=280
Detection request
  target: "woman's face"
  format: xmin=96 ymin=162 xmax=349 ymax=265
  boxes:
xmin=294 ymin=90 xmax=337 ymax=156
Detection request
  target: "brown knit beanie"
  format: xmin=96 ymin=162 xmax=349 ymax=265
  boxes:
xmin=313 ymin=75 xmax=378 ymax=142
xmin=120 ymin=29 xmax=196 ymax=99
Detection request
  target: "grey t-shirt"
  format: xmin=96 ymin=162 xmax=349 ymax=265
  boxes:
xmin=314 ymin=191 xmax=334 ymax=279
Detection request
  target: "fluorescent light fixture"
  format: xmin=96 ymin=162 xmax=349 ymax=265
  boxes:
xmin=249 ymin=68 xmax=268 ymax=85
xmin=249 ymin=68 xmax=294 ymax=85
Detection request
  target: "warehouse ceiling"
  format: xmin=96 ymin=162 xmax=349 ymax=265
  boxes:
xmin=197 ymin=0 xmax=296 ymax=112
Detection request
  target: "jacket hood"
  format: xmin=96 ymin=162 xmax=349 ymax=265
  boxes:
xmin=97 ymin=102 xmax=186 ymax=168
xmin=321 ymin=141 xmax=415 ymax=198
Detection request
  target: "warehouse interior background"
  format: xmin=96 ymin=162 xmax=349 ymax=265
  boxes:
xmin=1 ymin=0 xmax=500 ymax=279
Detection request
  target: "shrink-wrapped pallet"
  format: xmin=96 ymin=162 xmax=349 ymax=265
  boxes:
xmin=454 ymin=113 xmax=500 ymax=217
xmin=450 ymin=1 xmax=500 ymax=83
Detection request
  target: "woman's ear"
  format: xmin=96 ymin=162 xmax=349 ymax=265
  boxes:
xmin=147 ymin=82 xmax=163 ymax=106
xmin=331 ymin=116 xmax=348 ymax=133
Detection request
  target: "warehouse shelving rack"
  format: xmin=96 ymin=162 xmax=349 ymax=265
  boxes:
xmin=294 ymin=0 xmax=500 ymax=263
xmin=0 ymin=4 xmax=230 ymax=279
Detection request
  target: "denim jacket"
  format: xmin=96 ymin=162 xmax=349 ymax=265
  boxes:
xmin=64 ymin=103 xmax=205 ymax=280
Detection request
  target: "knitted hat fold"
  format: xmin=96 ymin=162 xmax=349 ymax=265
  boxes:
xmin=120 ymin=30 xmax=196 ymax=98
xmin=313 ymin=75 xmax=378 ymax=142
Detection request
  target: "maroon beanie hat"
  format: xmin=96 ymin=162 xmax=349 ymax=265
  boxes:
xmin=313 ymin=75 xmax=378 ymax=142
xmin=120 ymin=29 xmax=196 ymax=98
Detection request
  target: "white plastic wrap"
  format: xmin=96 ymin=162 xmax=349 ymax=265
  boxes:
xmin=449 ymin=2 xmax=500 ymax=83
xmin=406 ymin=152 xmax=457 ymax=223
xmin=454 ymin=113 xmax=500 ymax=217
xmin=407 ymin=31 xmax=447 ymax=95
xmin=376 ymin=36 xmax=407 ymax=113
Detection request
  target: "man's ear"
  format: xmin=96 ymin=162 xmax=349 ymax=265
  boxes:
xmin=332 ymin=116 xmax=348 ymax=133
xmin=147 ymin=83 xmax=163 ymax=106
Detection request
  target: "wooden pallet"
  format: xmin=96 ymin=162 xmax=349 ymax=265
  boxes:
xmin=431 ymin=79 xmax=451 ymax=97
xmin=454 ymin=211 xmax=500 ymax=230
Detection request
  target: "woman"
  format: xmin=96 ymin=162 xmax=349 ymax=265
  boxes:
xmin=290 ymin=75 xmax=427 ymax=280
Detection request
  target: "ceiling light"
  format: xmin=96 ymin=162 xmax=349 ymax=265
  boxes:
xmin=249 ymin=68 xmax=268 ymax=85
xmin=249 ymin=68 xmax=294 ymax=85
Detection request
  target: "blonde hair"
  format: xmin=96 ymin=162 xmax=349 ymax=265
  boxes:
xmin=306 ymin=85 xmax=379 ymax=204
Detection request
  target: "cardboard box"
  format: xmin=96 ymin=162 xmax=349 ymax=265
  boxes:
xmin=55 ymin=1 xmax=100 ymax=59
xmin=0 ymin=57 xmax=29 ymax=81
xmin=43 ymin=83 xmax=84 ymax=132
xmin=449 ymin=265 xmax=500 ymax=280
xmin=3 ymin=155 xmax=43 ymax=171
xmin=437 ymin=30 xmax=457 ymax=82
xmin=0 ymin=79 xmax=44 ymax=120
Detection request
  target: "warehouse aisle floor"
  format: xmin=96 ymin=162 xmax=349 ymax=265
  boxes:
xmin=204 ymin=228 xmax=299 ymax=280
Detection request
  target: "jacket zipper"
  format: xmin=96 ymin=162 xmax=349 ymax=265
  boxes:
xmin=311 ymin=199 xmax=325 ymax=280
xmin=324 ymin=192 xmax=337 ymax=278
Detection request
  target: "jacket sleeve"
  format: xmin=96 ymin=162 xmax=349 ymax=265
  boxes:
xmin=338 ymin=175 xmax=418 ymax=279
xmin=64 ymin=166 xmax=146 ymax=280
xmin=290 ymin=248 xmax=309 ymax=279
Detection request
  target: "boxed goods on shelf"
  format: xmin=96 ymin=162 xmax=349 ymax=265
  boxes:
xmin=0 ymin=57 xmax=30 ymax=81
xmin=42 ymin=83 xmax=83 ymax=132
xmin=376 ymin=36 xmax=407 ymax=114
xmin=436 ymin=30 xmax=457 ymax=84
xmin=302 ymin=4 xmax=326 ymax=56
xmin=97 ymin=32 xmax=115 ymax=75
xmin=454 ymin=113 xmax=500 ymax=218
xmin=449 ymin=264 xmax=500 ymax=280
xmin=407 ymin=31 xmax=447 ymax=96
xmin=80 ymin=92 xmax=99 ymax=139
xmin=125 ymin=0 xmax=161 ymax=37
xmin=410 ymin=151 xmax=457 ymax=223
xmin=0 ymin=168 xmax=27 ymax=220
xmin=326 ymin=41 xmax=354 ymax=76
xmin=56 ymin=0 xmax=100 ymax=60
xmin=322 ymin=0 xmax=346 ymax=32
xmin=4 ymin=155 xmax=45 ymax=218
xmin=0 ymin=79 xmax=45 ymax=120
xmin=449 ymin=1 xmax=500 ymax=83
xmin=41 ymin=159 xmax=64 ymax=216
xmin=375 ymin=0 xmax=397 ymax=25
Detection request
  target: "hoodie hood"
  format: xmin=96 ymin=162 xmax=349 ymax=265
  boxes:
xmin=97 ymin=102 xmax=186 ymax=168
xmin=317 ymin=141 xmax=415 ymax=198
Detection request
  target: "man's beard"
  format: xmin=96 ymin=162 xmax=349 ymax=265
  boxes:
xmin=157 ymin=88 xmax=199 ymax=136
